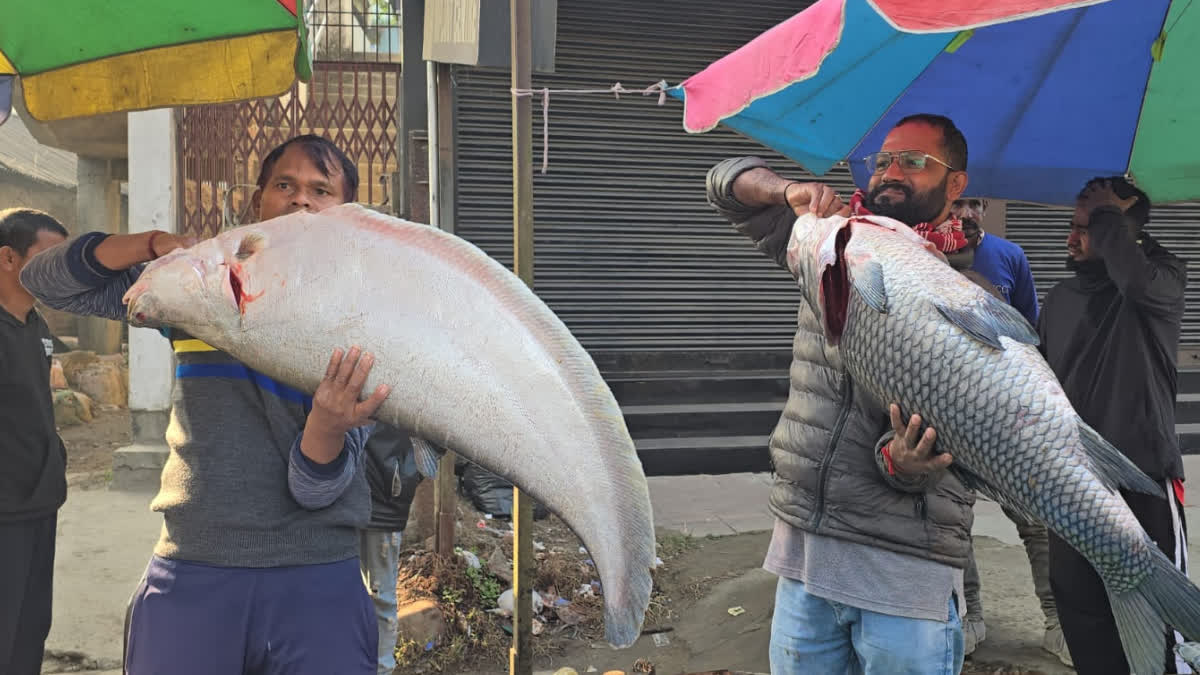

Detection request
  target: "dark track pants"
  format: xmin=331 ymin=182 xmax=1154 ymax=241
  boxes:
xmin=1049 ymin=480 xmax=1191 ymax=675
xmin=125 ymin=555 xmax=376 ymax=675
xmin=0 ymin=514 xmax=56 ymax=675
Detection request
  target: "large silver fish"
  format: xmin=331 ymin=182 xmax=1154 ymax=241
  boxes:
xmin=786 ymin=211 xmax=1200 ymax=674
xmin=122 ymin=204 xmax=655 ymax=648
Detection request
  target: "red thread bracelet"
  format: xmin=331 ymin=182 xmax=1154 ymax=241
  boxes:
xmin=881 ymin=442 xmax=897 ymax=476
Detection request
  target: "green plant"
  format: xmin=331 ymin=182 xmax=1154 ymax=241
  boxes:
xmin=656 ymin=531 xmax=698 ymax=560
xmin=465 ymin=564 xmax=503 ymax=607
xmin=441 ymin=587 xmax=464 ymax=606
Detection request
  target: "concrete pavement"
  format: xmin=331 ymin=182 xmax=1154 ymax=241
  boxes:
xmin=43 ymin=457 xmax=1200 ymax=674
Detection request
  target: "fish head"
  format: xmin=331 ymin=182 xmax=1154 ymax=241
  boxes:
xmin=792 ymin=212 xmax=932 ymax=345
xmin=123 ymin=220 xmax=294 ymax=344
xmin=786 ymin=212 xmax=852 ymax=343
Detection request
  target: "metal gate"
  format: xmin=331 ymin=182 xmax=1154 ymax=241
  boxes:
xmin=453 ymin=0 xmax=851 ymax=358
xmin=177 ymin=61 xmax=401 ymax=239
xmin=1006 ymin=201 xmax=1200 ymax=350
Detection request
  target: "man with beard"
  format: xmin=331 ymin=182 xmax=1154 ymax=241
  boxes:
xmin=706 ymin=114 xmax=981 ymax=674
xmin=1039 ymin=177 xmax=1189 ymax=674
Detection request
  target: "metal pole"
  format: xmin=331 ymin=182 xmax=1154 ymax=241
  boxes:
xmin=509 ymin=0 xmax=534 ymax=672
xmin=426 ymin=56 xmax=459 ymax=558
xmin=426 ymin=59 xmax=440 ymax=229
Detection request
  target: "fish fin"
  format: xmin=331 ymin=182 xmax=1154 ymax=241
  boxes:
xmin=411 ymin=437 xmax=445 ymax=479
xmin=1110 ymin=549 xmax=1200 ymax=674
xmin=1077 ymin=419 xmax=1163 ymax=497
xmin=851 ymin=261 xmax=888 ymax=313
xmin=934 ymin=301 xmax=1004 ymax=350
xmin=933 ymin=295 xmax=1039 ymax=350
xmin=981 ymin=295 xmax=1040 ymax=346
xmin=950 ymin=466 xmax=1042 ymax=524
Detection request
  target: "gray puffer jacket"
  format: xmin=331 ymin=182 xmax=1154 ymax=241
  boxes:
xmin=708 ymin=157 xmax=975 ymax=569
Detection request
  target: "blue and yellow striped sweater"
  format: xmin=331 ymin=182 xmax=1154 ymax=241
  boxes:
xmin=20 ymin=232 xmax=370 ymax=567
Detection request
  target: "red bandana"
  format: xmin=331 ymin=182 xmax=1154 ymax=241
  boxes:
xmin=849 ymin=189 xmax=968 ymax=253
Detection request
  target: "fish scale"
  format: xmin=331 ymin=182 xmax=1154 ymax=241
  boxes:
xmin=843 ymin=226 xmax=1152 ymax=583
xmin=788 ymin=212 xmax=1200 ymax=674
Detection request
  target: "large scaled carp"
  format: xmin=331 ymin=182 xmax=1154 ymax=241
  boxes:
xmin=785 ymin=211 xmax=1200 ymax=674
xmin=123 ymin=204 xmax=655 ymax=648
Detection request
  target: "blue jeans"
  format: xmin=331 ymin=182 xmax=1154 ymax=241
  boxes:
xmin=769 ymin=577 xmax=964 ymax=675
xmin=359 ymin=530 xmax=402 ymax=675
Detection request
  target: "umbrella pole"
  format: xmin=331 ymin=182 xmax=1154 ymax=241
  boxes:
xmin=509 ymin=0 xmax=535 ymax=672
xmin=427 ymin=58 xmax=459 ymax=559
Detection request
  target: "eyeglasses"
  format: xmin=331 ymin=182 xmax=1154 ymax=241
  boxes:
xmin=864 ymin=150 xmax=955 ymax=175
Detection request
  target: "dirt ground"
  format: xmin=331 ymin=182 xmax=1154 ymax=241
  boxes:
xmin=59 ymin=407 xmax=130 ymax=487
xmin=55 ymin=417 xmax=1062 ymax=675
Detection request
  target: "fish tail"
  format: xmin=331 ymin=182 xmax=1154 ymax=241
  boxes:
xmin=1110 ymin=549 xmax=1200 ymax=674
xmin=600 ymin=508 xmax=656 ymax=647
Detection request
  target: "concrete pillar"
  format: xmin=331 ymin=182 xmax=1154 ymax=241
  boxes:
xmin=75 ymin=157 xmax=125 ymax=354
xmin=112 ymin=109 xmax=176 ymax=491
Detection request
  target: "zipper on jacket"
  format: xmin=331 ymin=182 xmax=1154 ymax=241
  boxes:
xmin=812 ymin=375 xmax=854 ymax=530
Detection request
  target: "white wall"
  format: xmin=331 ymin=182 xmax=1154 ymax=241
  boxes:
xmin=126 ymin=109 xmax=176 ymax=414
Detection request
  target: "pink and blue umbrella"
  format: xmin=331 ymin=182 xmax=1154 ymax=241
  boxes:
xmin=672 ymin=0 xmax=1197 ymax=205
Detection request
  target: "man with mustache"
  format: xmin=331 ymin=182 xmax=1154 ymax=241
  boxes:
xmin=707 ymin=114 xmax=986 ymax=674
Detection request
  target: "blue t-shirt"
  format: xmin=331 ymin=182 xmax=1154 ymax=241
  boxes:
xmin=971 ymin=233 xmax=1039 ymax=326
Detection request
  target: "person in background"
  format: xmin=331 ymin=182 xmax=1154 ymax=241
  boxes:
xmin=0 ymin=208 xmax=69 ymax=675
xmin=359 ymin=425 xmax=422 ymax=674
xmin=949 ymin=197 xmax=1066 ymax=664
xmin=1040 ymin=177 xmax=1189 ymax=674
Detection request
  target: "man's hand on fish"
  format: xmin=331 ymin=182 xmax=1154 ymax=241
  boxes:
xmin=93 ymin=230 xmax=197 ymax=271
xmin=887 ymin=403 xmax=952 ymax=475
xmin=300 ymin=346 xmax=392 ymax=464
xmin=784 ymin=181 xmax=851 ymax=219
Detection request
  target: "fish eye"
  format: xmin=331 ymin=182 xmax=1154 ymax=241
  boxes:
xmin=235 ymin=233 xmax=265 ymax=261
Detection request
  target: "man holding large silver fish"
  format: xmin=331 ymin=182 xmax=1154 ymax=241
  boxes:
xmin=21 ymin=136 xmax=390 ymax=673
xmin=706 ymin=114 xmax=985 ymax=674
xmin=23 ymin=130 xmax=660 ymax=669
xmin=708 ymin=111 xmax=1200 ymax=675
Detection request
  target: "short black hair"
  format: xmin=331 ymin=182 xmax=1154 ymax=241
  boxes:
xmin=895 ymin=113 xmax=968 ymax=171
xmin=255 ymin=134 xmax=359 ymax=203
xmin=1078 ymin=176 xmax=1151 ymax=227
xmin=0 ymin=208 xmax=69 ymax=256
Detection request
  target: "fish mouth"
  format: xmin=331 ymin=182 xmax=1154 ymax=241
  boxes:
xmin=123 ymin=283 xmax=152 ymax=326
xmin=819 ymin=225 xmax=852 ymax=344
xmin=221 ymin=264 xmax=246 ymax=311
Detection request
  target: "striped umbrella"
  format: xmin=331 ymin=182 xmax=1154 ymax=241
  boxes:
xmin=0 ymin=0 xmax=309 ymax=127
xmin=672 ymin=0 xmax=1198 ymax=205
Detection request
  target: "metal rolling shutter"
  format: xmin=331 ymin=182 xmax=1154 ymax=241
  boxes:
xmin=1006 ymin=201 xmax=1200 ymax=347
xmin=452 ymin=0 xmax=859 ymax=356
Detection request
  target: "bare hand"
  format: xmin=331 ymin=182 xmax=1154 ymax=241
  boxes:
xmin=888 ymin=404 xmax=951 ymax=474
xmin=785 ymin=182 xmax=850 ymax=219
xmin=1077 ymin=180 xmax=1139 ymax=216
xmin=151 ymin=232 xmax=197 ymax=259
xmin=306 ymin=346 xmax=391 ymax=439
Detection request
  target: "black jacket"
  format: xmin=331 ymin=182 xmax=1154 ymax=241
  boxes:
xmin=1038 ymin=206 xmax=1187 ymax=480
xmin=362 ymin=423 xmax=423 ymax=531
xmin=0 ymin=307 xmax=66 ymax=521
